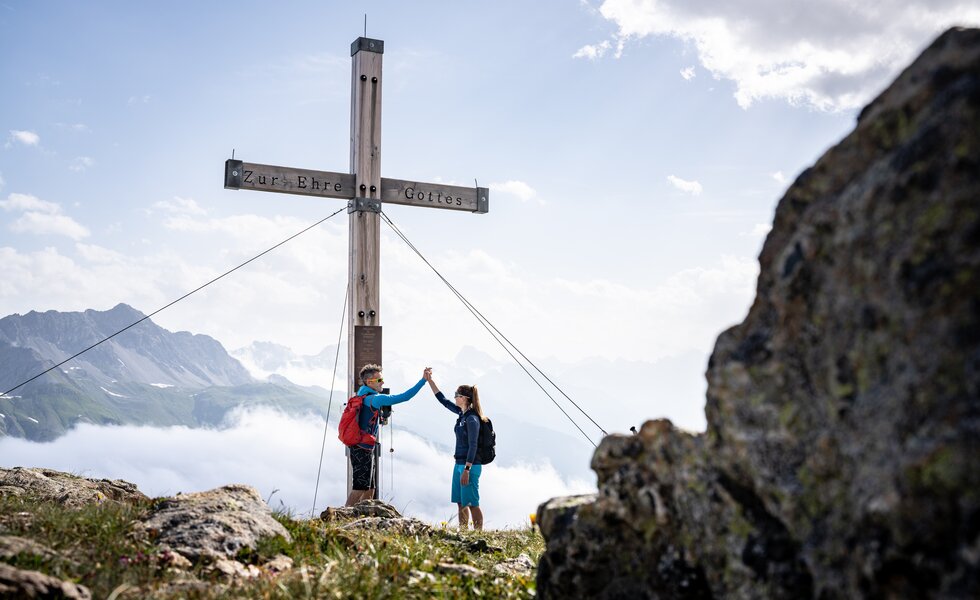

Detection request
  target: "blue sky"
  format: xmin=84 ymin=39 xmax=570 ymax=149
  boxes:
xmin=2 ymin=0 xmax=978 ymax=436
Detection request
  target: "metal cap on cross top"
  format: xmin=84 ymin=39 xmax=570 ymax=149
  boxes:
xmin=351 ymin=37 xmax=384 ymax=56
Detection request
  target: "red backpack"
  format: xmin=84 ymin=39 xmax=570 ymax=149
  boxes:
xmin=338 ymin=395 xmax=378 ymax=447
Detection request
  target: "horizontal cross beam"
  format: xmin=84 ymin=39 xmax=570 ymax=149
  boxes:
xmin=224 ymin=159 xmax=489 ymax=213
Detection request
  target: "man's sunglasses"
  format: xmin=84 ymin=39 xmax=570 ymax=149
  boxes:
xmin=367 ymin=377 xmax=384 ymax=384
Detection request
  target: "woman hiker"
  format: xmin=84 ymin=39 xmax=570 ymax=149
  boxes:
xmin=425 ymin=369 xmax=488 ymax=530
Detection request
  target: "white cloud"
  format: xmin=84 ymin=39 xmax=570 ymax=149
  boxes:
xmin=573 ymin=40 xmax=612 ymax=60
xmin=0 ymin=408 xmax=593 ymax=528
xmin=11 ymin=212 xmax=90 ymax=240
xmin=75 ymin=243 xmax=125 ymax=264
xmin=490 ymin=180 xmax=540 ymax=203
xmin=0 ymin=211 xmax=350 ymax=355
xmin=546 ymin=254 xmax=758 ymax=368
xmin=0 ymin=172 xmax=5 ymax=191
xmin=680 ymin=66 xmax=696 ymax=80
xmin=152 ymin=196 xmax=208 ymax=216
xmin=1 ymin=193 xmax=89 ymax=240
xmin=771 ymin=171 xmax=787 ymax=184
xmin=128 ymin=95 xmax=151 ymax=105
xmin=741 ymin=223 xmax=773 ymax=238
xmin=0 ymin=193 xmax=59 ymax=213
xmin=7 ymin=130 xmax=40 ymax=147
xmin=69 ymin=156 xmax=95 ymax=172
xmin=587 ymin=0 xmax=980 ymax=110
xmin=667 ymin=174 xmax=703 ymax=195
xmin=56 ymin=123 xmax=90 ymax=133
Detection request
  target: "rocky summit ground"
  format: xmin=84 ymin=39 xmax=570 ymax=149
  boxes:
xmin=0 ymin=467 xmax=542 ymax=599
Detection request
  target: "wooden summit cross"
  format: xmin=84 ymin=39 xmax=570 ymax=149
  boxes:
xmin=223 ymin=37 xmax=488 ymax=500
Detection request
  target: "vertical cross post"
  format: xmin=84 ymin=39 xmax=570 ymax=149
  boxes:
xmin=222 ymin=35 xmax=489 ymax=509
xmin=348 ymin=37 xmax=385 ymax=499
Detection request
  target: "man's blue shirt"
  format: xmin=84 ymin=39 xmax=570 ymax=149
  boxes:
xmin=354 ymin=378 xmax=425 ymax=448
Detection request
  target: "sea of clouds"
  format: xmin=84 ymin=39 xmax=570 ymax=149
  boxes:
xmin=0 ymin=407 xmax=595 ymax=529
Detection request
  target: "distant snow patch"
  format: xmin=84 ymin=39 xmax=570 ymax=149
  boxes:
xmin=26 ymin=417 xmax=39 ymax=424
xmin=150 ymin=383 xmax=174 ymax=389
xmin=0 ymin=413 xmax=5 ymax=418
xmin=100 ymin=386 xmax=129 ymax=398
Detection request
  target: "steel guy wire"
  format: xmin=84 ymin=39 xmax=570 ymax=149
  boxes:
xmin=380 ymin=211 xmax=602 ymax=448
xmin=380 ymin=211 xmax=606 ymax=435
xmin=1 ymin=206 xmax=349 ymax=398
xmin=311 ymin=279 xmax=349 ymax=517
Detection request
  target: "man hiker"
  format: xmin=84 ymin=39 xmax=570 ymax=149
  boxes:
xmin=345 ymin=363 xmax=430 ymax=506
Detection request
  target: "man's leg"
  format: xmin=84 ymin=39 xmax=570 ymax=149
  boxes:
xmin=457 ymin=503 xmax=470 ymax=529
xmin=346 ymin=488 xmax=373 ymax=506
xmin=470 ymin=506 xmax=484 ymax=530
xmin=346 ymin=447 xmax=375 ymax=506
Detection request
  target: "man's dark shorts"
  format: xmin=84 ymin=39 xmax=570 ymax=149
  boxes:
xmin=349 ymin=445 xmax=375 ymax=491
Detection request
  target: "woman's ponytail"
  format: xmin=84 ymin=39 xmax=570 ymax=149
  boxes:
xmin=470 ymin=386 xmax=487 ymax=422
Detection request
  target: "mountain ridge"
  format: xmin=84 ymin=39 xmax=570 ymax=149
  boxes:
xmin=0 ymin=303 xmax=253 ymax=390
xmin=0 ymin=304 xmax=334 ymax=441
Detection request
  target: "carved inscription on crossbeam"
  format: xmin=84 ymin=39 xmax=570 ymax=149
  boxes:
xmin=224 ymin=160 xmax=354 ymax=200
xmin=225 ymin=159 xmax=489 ymax=213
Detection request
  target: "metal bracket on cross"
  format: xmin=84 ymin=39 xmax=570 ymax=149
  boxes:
xmin=349 ymin=197 xmax=382 ymax=213
xmin=224 ymin=159 xmax=244 ymax=188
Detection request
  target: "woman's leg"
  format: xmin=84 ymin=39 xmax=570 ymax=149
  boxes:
xmin=460 ymin=465 xmax=483 ymax=529
xmin=457 ymin=503 xmax=470 ymax=529
xmin=470 ymin=506 xmax=483 ymax=530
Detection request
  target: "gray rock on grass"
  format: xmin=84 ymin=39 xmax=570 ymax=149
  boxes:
xmin=0 ymin=467 xmax=147 ymax=508
xmin=0 ymin=563 xmax=91 ymax=600
xmin=320 ymin=499 xmax=401 ymax=521
xmin=138 ymin=484 xmax=291 ymax=561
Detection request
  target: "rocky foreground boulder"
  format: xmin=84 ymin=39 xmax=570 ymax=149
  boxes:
xmin=0 ymin=467 xmax=147 ymax=508
xmin=537 ymin=27 xmax=980 ymax=599
xmin=137 ymin=484 xmax=292 ymax=561
xmin=0 ymin=563 xmax=92 ymax=599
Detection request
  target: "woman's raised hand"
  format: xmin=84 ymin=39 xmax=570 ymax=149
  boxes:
xmin=425 ymin=368 xmax=440 ymax=394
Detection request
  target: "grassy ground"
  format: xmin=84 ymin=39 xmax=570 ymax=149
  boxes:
xmin=0 ymin=496 xmax=544 ymax=598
